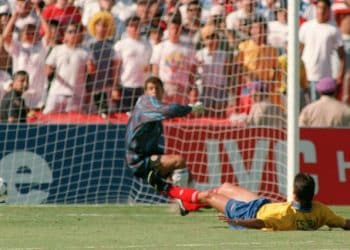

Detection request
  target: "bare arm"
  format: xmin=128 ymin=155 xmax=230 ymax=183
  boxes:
xmin=45 ymin=65 xmax=55 ymax=77
xmin=2 ymin=11 xmax=18 ymax=45
xmin=33 ymin=3 xmax=50 ymax=44
xmin=111 ymin=59 xmax=121 ymax=102
xmin=152 ymin=64 xmax=159 ymax=77
xmin=218 ymin=215 xmax=265 ymax=229
xmin=336 ymin=46 xmax=345 ymax=86
xmin=299 ymin=42 xmax=304 ymax=56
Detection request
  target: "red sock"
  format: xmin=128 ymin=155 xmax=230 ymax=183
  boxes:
xmin=167 ymin=185 xmax=199 ymax=203
xmin=182 ymin=201 xmax=206 ymax=212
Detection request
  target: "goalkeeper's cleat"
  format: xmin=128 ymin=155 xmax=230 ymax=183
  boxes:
xmin=173 ymin=198 xmax=189 ymax=216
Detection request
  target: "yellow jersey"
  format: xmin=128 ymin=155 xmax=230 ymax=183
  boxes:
xmin=256 ymin=201 xmax=346 ymax=231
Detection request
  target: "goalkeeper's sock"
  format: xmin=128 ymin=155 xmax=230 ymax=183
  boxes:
xmin=167 ymin=185 xmax=199 ymax=203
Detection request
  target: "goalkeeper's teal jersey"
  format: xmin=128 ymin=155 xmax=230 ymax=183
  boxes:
xmin=125 ymin=95 xmax=191 ymax=174
xmin=256 ymin=201 xmax=346 ymax=230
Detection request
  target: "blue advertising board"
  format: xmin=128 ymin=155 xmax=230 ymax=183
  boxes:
xmin=0 ymin=124 xmax=163 ymax=204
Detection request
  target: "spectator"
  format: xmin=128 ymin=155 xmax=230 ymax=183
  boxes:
xmin=277 ymin=42 xmax=310 ymax=110
xmin=0 ymin=69 xmax=11 ymax=102
xmin=148 ymin=20 xmax=165 ymax=49
xmin=267 ymin=7 xmax=288 ymax=53
xmin=206 ymin=4 xmax=230 ymax=51
xmin=151 ymin=16 xmax=197 ymax=105
xmin=299 ymin=0 xmax=345 ymax=102
xmin=244 ymin=81 xmax=286 ymax=127
xmin=110 ymin=0 xmax=136 ymax=23
xmin=2 ymin=4 xmax=50 ymax=113
xmin=0 ymin=4 xmax=12 ymax=74
xmin=332 ymin=0 xmax=350 ymax=104
xmin=86 ymin=11 xmax=118 ymax=117
xmin=112 ymin=15 xmax=152 ymax=112
xmin=196 ymin=24 xmax=231 ymax=117
xmin=42 ymin=0 xmax=82 ymax=42
xmin=299 ymin=77 xmax=350 ymax=127
xmin=43 ymin=22 xmax=94 ymax=114
xmin=13 ymin=0 xmax=39 ymax=35
xmin=235 ymin=16 xmax=279 ymax=113
xmin=257 ymin=0 xmax=279 ymax=22
xmin=81 ymin=0 xmax=125 ymax=41
xmin=133 ymin=0 xmax=153 ymax=38
xmin=181 ymin=0 xmax=202 ymax=49
xmin=226 ymin=0 xmax=257 ymax=31
xmin=0 ymin=70 xmax=28 ymax=123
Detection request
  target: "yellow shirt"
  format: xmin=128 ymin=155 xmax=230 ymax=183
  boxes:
xmin=237 ymin=40 xmax=279 ymax=82
xmin=256 ymin=201 xmax=346 ymax=231
xmin=277 ymin=54 xmax=308 ymax=92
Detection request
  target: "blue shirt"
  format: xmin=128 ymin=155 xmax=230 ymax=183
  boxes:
xmin=125 ymin=95 xmax=192 ymax=173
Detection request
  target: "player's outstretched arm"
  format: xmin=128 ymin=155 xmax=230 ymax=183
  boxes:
xmin=218 ymin=215 xmax=265 ymax=229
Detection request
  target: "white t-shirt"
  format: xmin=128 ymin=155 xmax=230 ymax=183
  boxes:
xmin=226 ymin=9 xmax=248 ymax=30
xmin=46 ymin=44 xmax=91 ymax=96
xmin=150 ymin=40 xmax=195 ymax=88
xmin=268 ymin=21 xmax=288 ymax=49
xmin=113 ymin=37 xmax=152 ymax=88
xmin=0 ymin=70 xmax=11 ymax=103
xmin=4 ymin=39 xmax=49 ymax=108
xmin=195 ymin=47 xmax=227 ymax=87
xmin=299 ymin=19 xmax=343 ymax=81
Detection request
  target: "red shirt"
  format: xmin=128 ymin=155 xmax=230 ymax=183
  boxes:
xmin=41 ymin=4 xmax=81 ymax=41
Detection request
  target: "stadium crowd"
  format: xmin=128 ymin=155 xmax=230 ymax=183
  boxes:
xmin=0 ymin=0 xmax=349 ymax=126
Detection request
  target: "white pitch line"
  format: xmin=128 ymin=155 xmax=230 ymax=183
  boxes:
xmin=65 ymin=213 xmax=215 ymax=217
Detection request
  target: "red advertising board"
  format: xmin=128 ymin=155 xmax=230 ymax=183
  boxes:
xmin=164 ymin=121 xmax=350 ymax=205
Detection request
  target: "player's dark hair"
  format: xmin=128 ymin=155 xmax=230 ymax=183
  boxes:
xmin=293 ymin=173 xmax=315 ymax=209
xmin=144 ymin=76 xmax=164 ymax=91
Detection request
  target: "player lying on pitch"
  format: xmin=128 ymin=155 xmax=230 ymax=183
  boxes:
xmin=125 ymin=76 xmax=205 ymax=214
xmin=170 ymin=172 xmax=350 ymax=230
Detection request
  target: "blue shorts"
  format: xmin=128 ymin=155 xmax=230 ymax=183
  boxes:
xmin=224 ymin=198 xmax=271 ymax=229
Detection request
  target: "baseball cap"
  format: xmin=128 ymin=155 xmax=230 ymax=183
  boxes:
xmin=316 ymin=77 xmax=337 ymax=94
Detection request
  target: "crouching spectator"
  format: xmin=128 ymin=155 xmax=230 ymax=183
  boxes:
xmin=299 ymin=76 xmax=350 ymax=127
xmin=0 ymin=70 xmax=28 ymax=123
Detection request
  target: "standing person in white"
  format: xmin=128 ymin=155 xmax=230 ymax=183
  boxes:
xmin=44 ymin=22 xmax=94 ymax=114
xmin=2 ymin=4 xmax=50 ymax=112
xmin=112 ymin=15 xmax=152 ymax=112
xmin=151 ymin=16 xmax=197 ymax=105
xmin=299 ymin=0 xmax=345 ymax=101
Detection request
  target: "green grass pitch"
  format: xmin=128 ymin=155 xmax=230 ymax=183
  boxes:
xmin=0 ymin=205 xmax=349 ymax=249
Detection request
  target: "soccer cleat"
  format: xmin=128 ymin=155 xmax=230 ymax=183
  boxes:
xmin=173 ymin=198 xmax=189 ymax=216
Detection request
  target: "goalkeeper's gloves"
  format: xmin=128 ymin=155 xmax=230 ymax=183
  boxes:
xmin=189 ymin=101 xmax=204 ymax=116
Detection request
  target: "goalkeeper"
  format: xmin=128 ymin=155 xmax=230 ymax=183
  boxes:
xmin=125 ymin=76 xmax=204 ymax=212
xmin=171 ymin=173 xmax=350 ymax=230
